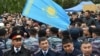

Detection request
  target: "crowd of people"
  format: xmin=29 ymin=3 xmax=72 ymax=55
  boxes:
xmin=0 ymin=10 xmax=100 ymax=56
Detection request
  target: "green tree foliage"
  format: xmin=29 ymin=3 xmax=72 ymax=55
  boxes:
xmin=0 ymin=0 xmax=100 ymax=14
xmin=54 ymin=0 xmax=62 ymax=6
xmin=0 ymin=0 xmax=80 ymax=14
xmin=53 ymin=0 xmax=80 ymax=9
xmin=93 ymin=0 xmax=100 ymax=4
xmin=63 ymin=0 xmax=78 ymax=9
xmin=0 ymin=0 xmax=26 ymax=14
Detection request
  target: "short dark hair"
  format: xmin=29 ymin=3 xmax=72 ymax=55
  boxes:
xmin=85 ymin=10 xmax=91 ymax=14
xmin=4 ymin=22 xmax=10 ymax=26
xmin=72 ymin=12 xmax=77 ymax=15
xmin=50 ymin=27 xmax=58 ymax=34
xmin=81 ymin=41 xmax=91 ymax=46
xmin=62 ymin=30 xmax=70 ymax=38
xmin=62 ymin=38 xmax=73 ymax=45
xmin=92 ymin=27 xmax=100 ymax=36
xmin=0 ymin=28 xmax=6 ymax=36
xmin=29 ymin=28 xmax=37 ymax=35
xmin=39 ymin=37 xmax=48 ymax=44
xmin=38 ymin=30 xmax=46 ymax=37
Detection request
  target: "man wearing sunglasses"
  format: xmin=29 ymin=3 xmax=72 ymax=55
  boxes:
xmin=3 ymin=30 xmax=32 ymax=56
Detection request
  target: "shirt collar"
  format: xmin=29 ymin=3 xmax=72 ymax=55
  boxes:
xmin=42 ymin=49 xmax=49 ymax=54
xmin=14 ymin=46 xmax=21 ymax=53
xmin=83 ymin=54 xmax=91 ymax=56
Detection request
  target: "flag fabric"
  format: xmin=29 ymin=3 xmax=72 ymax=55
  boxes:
xmin=22 ymin=0 xmax=70 ymax=30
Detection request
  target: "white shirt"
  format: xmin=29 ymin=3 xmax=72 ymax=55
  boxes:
xmin=42 ymin=49 xmax=49 ymax=55
xmin=14 ymin=47 xmax=21 ymax=53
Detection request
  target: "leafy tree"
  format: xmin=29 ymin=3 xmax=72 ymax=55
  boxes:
xmin=0 ymin=0 xmax=100 ymax=14
xmin=0 ymin=0 xmax=26 ymax=14
xmin=54 ymin=0 xmax=79 ymax=9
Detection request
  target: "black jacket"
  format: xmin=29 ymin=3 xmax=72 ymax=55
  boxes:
xmin=34 ymin=49 xmax=58 ymax=56
xmin=3 ymin=46 xmax=32 ymax=56
xmin=0 ymin=48 xmax=3 ymax=56
xmin=59 ymin=49 xmax=81 ymax=56
xmin=82 ymin=17 xmax=95 ymax=26
xmin=77 ymin=54 xmax=98 ymax=56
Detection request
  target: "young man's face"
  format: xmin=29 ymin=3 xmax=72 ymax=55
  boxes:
xmin=39 ymin=40 xmax=49 ymax=51
xmin=7 ymin=16 xmax=13 ymax=21
xmin=71 ymin=15 xmax=78 ymax=19
xmin=26 ymin=20 xmax=33 ymax=26
xmin=12 ymin=35 xmax=22 ymax=48
xmin=6 ymin=23 xmax=11 ymax=29
xmin=46 ymin=28 xmax=50 ymax=37
xmin=84 ymin=12 xmax=90 ymax=17
xmin=63 ymin=43 xmax=74 ymax=53
xmin=81 ymin=43 xmax=92 ymax=56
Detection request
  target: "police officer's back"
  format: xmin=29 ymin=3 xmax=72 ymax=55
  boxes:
xmin=48 ymin=27 xmax=62 ymax=52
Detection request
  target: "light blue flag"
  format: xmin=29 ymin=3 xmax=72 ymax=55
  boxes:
xmin=22 ymin=0 xmax=70 ymax=30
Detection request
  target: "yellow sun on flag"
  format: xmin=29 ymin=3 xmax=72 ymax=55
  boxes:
xmin=46 ymin=6 xmax=57 ymax=17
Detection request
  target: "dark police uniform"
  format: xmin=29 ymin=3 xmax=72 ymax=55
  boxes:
xmin=3 ymin=30 xmax=32 ymax=56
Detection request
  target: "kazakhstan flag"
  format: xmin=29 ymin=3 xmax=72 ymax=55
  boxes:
xmin=22 ymin=0 xmax=70 ymax=30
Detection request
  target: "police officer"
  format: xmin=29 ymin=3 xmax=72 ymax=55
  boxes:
xmin=24 ymin=28 xmax=39 ymax=53
xmin=3 ymin=30 xmax=32 ymax=56
xmin=0 ymin=28 xmax=11 ymax=53
xmin=48 ymin=27 xmax=62 ymax=52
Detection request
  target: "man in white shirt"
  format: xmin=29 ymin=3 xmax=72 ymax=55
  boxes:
xmin=34 ymin=37 xmax=58 ymax=56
